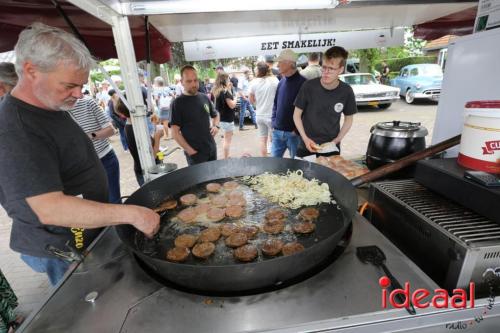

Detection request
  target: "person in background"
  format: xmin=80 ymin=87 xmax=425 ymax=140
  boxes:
xmin=271 ymin=49 xmax=306 ymax=158
xmin=381 ymin=61 xmax=390 ymax=84
xmin=68 ymin=97 xmax=121 ymax=204
xmin=237 ymin=69 xmax=257 ymax=130
xmin=212 ymin=72 xmax=236 ymax=159
xmin=171 ymin=65 xmax=220 ymax=166
xmin=265 ymin=55 xmax=282 ymax=80
xmin=0 ymin=62 xmax=23 ymax=333
xmin=300 ymin=52 xmax=322 ymax=80
xmin=96 ymin=81 xmax=110 ymax=109
xmin=204 ymin=77 xmax=213 ymax=94
xmin=293 ymin=46 xmax=357 ymax=158
xmin=0 ymin=62 xmax=17 ymax=101
xmin=249 ymin=61 xmax=279 ymax=156
xmin=229 ymin=73 xmax=239 ymax=96
xmin=174 ymin=74 xmax=183 ymax=97
xmin=214 ymin=64 xmax=225 ymax=75
xmin=115 ymin=98 xmax=162 ymax=186
xmin=0 ymin=22 xmax=159 ymax=286
xmin=107 ymin=89 xmax=128 ymax=151
xmin=152 ymin=76 xmax=173 ymax=139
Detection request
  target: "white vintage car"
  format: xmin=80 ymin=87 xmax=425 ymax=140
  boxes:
xmin=339 ymin=73 xmax=400 ymax=110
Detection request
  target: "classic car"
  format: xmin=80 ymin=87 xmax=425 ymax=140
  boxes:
xmin=390 ymin=64 xmax=443 ymax=104
xmin=339 ymin=73 xmax=400 ymax=109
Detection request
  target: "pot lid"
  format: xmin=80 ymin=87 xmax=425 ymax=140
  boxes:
xmin=371 ymin=121 xmax=428 ymax=138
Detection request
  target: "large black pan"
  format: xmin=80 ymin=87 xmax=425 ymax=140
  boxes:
xmin=116 ymin=135 xmax=461 ymax=293
xmin=117 ymin=157 xmax=356 ymax=293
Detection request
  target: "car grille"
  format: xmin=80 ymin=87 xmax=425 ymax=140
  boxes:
xmin=357 ymin=92 xmax=395 ymax=98
xmin=423 ymin=89 xmax=440 ymax=96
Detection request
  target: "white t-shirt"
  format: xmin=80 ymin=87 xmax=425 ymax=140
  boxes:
xmin=249 ymin=76 xmax=279 ymax=118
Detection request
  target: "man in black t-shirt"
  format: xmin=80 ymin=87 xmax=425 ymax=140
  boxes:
xmin=293 ymin=46 xmax=357 ymax=158
xmin=171 ymin=65 xmax=220 ymax=166
xmin=0 ymin=23 xmax=160 ymax=286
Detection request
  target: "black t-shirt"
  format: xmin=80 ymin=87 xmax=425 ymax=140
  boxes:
xmin=215 ymin=90 xmax=235 ymax=123
xmin=170 ymin=93 xmax=218 ymax=152
xmin=230 ymin=77 xmax=239 ymax=90
xmin=294 ymin=78 xmax=357 ymax=143
xmin=0 ymin=94 xmax=108 ymax=258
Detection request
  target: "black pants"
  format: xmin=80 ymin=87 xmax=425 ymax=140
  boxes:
xmin=185 ymin=147 xmax=217 ymax=166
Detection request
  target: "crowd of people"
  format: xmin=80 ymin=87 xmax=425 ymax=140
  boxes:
xmin=0 ymin=21 xmax=358 ymax=328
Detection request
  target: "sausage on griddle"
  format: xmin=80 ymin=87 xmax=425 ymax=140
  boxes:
xmin=220 ymin=223 xmax=240 ymax=237
xmin=223 ymin=181 xmax=239 ymax=190
xmin=241 ymin=225 xmax=259 ymax=239
xmin=153 ymin=199 xmax=177 ymax=213
xmin=299 ymin=207 xmax=320 ymax=221
xmin=206 ymin=183 xmax=222 ymax=193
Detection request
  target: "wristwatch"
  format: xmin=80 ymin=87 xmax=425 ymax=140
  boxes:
xmin=91 ymin=132 xmax=97 ymax=138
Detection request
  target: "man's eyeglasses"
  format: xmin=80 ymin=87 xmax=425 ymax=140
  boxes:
xmin=321 ymin=66 xmax=341 ymax=73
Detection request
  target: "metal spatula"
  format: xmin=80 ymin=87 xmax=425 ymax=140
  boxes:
xmin=356 ymin=245 xmax=416 ymax=315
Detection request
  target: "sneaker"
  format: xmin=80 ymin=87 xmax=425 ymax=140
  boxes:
xmin=254 ymin=124 xmax=258 ymax=129
xmin=239 ymin=127 xmax=246 ymax=131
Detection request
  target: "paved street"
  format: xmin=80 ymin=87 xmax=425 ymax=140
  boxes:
xmin=0 ymin=98 xmax=438 ymax=318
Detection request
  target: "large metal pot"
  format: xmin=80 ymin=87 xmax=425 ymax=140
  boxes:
xmin=366 ymin=121 xmax=428 ymax=173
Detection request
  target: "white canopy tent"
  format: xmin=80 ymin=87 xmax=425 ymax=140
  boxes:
xmin=67 ymin=0 xmax=476 ymax=182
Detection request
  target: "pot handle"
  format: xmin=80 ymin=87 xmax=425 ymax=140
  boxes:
xmin=351 ymin=134 xmax=462 ymax=187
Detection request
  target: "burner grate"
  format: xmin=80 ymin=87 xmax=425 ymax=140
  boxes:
xmin=378 ymin=180 xmax=500 ymax=245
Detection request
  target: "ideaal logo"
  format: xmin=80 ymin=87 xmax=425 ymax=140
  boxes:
xmin=379 ymin=276 xmax=475 ymax=310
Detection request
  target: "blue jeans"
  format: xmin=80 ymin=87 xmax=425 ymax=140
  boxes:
xmin=239 ymin=97 xmax=256 ymax=128
xmin=21 ymin=254 xmax=71 ymax=286
xmin=271 ymin=129 xmax=299 ymax=158
xmin=100 ymin=150 xmax=121 ymax=203
xmin=117 ymin=125 xmax=128 ymax=151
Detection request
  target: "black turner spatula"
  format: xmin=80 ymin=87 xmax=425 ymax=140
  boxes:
xmin=357 ymin=245 xmax=416 ymax=315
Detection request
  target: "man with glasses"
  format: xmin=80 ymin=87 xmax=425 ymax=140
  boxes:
xmin=271 ymin=49 xmax=306 ymax=158
xmin=293 ymin=46 xmax=357 ymax=158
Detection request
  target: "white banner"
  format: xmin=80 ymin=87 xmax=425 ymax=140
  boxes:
xmin=183 ymin=29 xmax=404 ymax=61
xmin=474 ymin=0 xmax=500 ymax=32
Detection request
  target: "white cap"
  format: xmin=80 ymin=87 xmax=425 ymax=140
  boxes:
xmin=276 ymin=49 xmax=297 ymax=62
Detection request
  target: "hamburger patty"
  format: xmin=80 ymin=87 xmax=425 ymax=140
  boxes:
xmin=225 ymin=232 xmax=248 ymax=248
xmin=299 ymin=207 xmax=320 ymax=221
xmin=292 ymin=222 xmax=316 ymax=234
xmin=241 ymin=225 xmax=259 ymax=239
xmin=282 ymin=242 xmax=305 ymax=256
xmin=207 ymin=207 xmax=226 ymax=222
xmin=263 ymin=219 xmax=285 ymax=234
xmin=223 ymin=181 xmax=239 ymax=190
xmin=192 ymin=242 xmax=216 ymax=259
xmin=180 ymin=194 xmax=198 ymax=206
xmin=166 ymin=247 xmax=190 ymax=262
xmin=206 ymin=183 xmax=222 ymax=193
xmin=198 ymin=227 xmax=221 ymax=242
xmin=234 ymin=244 xmax=258 ymax=262
xmin=220 ymin=223 xmax=240 ymax=237
xmin=261 ymin=238 xmax=284 ymax=256
xmin=174 ymin=234 xmax=198 ymax=248
xmin=225 ymin=205 xmax=244 ymax=218
xmin=177 ymin=207 xmax=197 ymax=223
xmin=153 ymin=199 xmax=177 ymax=213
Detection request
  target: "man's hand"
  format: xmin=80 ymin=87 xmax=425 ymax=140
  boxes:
xmin=210 ymin=126 xmax=219 ymax=136
xmin=332 ymin=137 xmax=341 ymax=145
xmin=130 ymin=206 xmax=160 ymax=238
xmin=304 ymin=137 xmax=320 ymax=153
xmin=187 ymin=148 xmax=198 ymax=156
